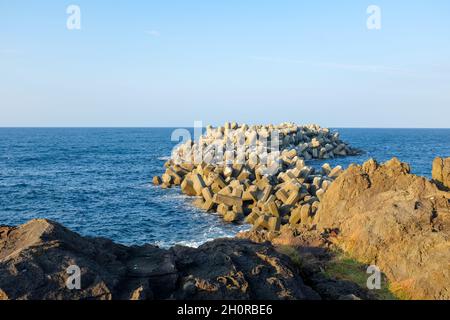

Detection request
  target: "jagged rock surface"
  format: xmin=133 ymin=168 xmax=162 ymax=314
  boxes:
xmin=0 ymin=219 xmax=320 ymax=300
xmin=432 ymin=157 xmax=450 ymax=190
xmin=313 ymin=158 xmax=450 ymax=299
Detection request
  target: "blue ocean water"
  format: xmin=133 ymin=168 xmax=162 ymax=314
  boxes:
xmin=0 ymin=128 xmax=449 ymax=247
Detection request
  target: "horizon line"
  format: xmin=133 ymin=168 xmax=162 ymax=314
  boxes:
xmin=0 ymin=126 xmax=450 ymax=130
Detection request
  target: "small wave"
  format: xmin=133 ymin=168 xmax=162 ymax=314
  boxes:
xmin=172 ymin=240 xmax=206 ymax=248
xmin=159 ymin=193 xmax=197 ymax=201
xmin=157 ymin=156 xmax=171 ymax=161
xmin=156 ymin=236 xmax=223 ymax=248
xmin=137 ymin=183 xmax=153 ymax=189
xmin=174 ymin=225 xmax=252 ymax=248
xmin=154 ymin=224 xmax=251 ymax=248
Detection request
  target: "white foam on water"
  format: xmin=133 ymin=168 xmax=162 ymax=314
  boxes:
xmin=159 ymin=192 xmax=197 ymax=201
xmin=137 ymin=183 xmax=155 ymax=189
xmin=154 ymin=222 xmax=252 ymax=249
xmin=157 ymin=156 xmax=171 ymax=161
xmin=147 ymin=172 xmax=253 ymax=249
xmin=174 ymin=239 xmax=208 ymax=248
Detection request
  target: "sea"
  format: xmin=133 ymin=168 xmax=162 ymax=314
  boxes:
xmin=0 ymin=128 xmax=448 ymax=247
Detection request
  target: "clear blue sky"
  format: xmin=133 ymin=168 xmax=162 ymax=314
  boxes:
xmin=1 ymin=0 xmax=449 ymax=127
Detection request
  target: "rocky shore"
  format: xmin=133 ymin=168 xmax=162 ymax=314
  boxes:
xmin=0 ymin=157 xmax=449 ymax=300
xmin=1 ymin=120 xmax=449 ymax=300
xmin=152 ymin=120 xmax=450 ymax=300
xmin=1 ymin=218 xmax=367 ymax=300
xmin=241 ymin=157 xmax=450 ymax=300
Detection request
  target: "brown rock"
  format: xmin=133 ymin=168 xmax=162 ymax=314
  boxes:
xmin=0 ymin=288 xmax=9 ymax=300
xmin=201 ymin=187 xmax=213 ymax=202
xmin=192 ymin=174 xmax=206 ymax=196
xmin=161 ymin=173 xmax=173 ymax=185
xmin=181 ymin=176 xmax=197 ymax=196
xmin=259 ymin=185 xmax=273 ymax=203
xmin=166 ymin=167 xmax=182 ymax=185
xmin=253 ymin=215 xmax=270 ymax=230
xmin=223 ymin=211 xmax=243 ymax=222
xmin=202 ymin=199 xmax=215 ymax=211
xmin=245 ymin=211 xmax=261 ymax=224
xmin=285 ymin=190 xmax=303 ymax=206
xmin=315 ymin=188 xmax=325 ymax=201
xmin=289 ymin=206 xmax=302 ymax=225
xmin=328 ymin=166 xmax=343 ymax=179
xmin=300 ymin=204 xmax=311 ymax=225
xmin=232 ymin=204 xmax=244 ymax=215
xmin=213 ymin=194 xmax=243 ymax=207
xmin=216 ymin=203 xmax=230 ymax=216
xmin=432 ymin=157 xmax=450 ymax=190
xmin=266 ymin=201 xmax=280 ymax=217
xmin=268 ymin=217 xmax=281 ymax=232
xmin=243 ymin=189 xmax=258 ymax=202
xmin=152 ymin=176 xmax=162 ymax=186
xmin=275 ymin=189 xmax=289 ymax=203
xmin=314 ymin=158 xmax=450 ymax=300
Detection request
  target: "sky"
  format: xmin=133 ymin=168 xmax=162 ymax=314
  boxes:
xmin=1 ymin=0 xmax=450 ymax=128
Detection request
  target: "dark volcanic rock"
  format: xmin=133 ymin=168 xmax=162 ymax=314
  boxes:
xmin=238 ymin=228 xmax=380 ymax=300
xmin=0 ymin=219 xmax=319 ymax=300
xmin=171 ymin=239 xmax=319 ymax=300
xmin=0 ymin=219 xmax=128 ymax=300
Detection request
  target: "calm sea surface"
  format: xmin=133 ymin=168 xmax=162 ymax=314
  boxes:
xmin=0 ymin=128 xmax=448 ymax=247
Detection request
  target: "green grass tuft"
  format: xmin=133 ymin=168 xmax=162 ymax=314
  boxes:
xmin=277 ymin=245 xmax=400 ymax=300
xmin=324 ymin=250 xmax=399 ymax=300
